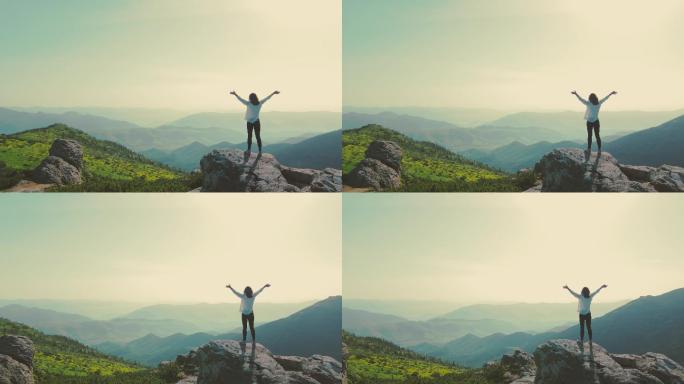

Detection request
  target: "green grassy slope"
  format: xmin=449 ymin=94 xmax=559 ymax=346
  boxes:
xmin=0 ymin=124 xmax=200 ymax=191
xmin=342 ymin=125 xmax=524 ymax=191
xmin=344 ymin=331 xmax=497 ymax=384
xmin=0 ymin=317 xmax=165 ymax=384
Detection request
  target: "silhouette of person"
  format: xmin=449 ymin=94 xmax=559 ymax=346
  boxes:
xmin=226 ymin=283 xmax=271 ymax=344
xmin=230 ymin=90 xmax=280 ymax=153
xmin=563 ymin=284 xmax=607 ymax=349
xmin=571 ymin=91 xmax=617 ymax=153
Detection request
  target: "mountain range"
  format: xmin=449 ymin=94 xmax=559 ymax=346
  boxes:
xmin=0 ymin=107 xmax=339 ymax=151
xmin=463 ymin=114 xmax=684 ymax=171
xmin=412 ymin=288 xmax=684 ymax=367
xmin=142 ymin=129 xmax=341 ymax=171
xmin=342 ymin=300 xmax=626 ymax=348
xmin=0 ymin=300 xmax=314 ymax=345
xmin=343 ymin=112 xmax=565 ymax=152
xmin=97 ymin=296 xmax=342 ymax=365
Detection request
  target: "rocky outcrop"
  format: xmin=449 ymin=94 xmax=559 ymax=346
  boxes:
xmin=173 ymin=340 xmax=342 ymax=384
xmin=199 ymin=149 xmax=341 ymax=192
xmin=492 ymin=339 xmax=684 ymax=384
xmin=532 ymin=148 xmax=684 ymax=192
xmin=32 ymin=139 xmax=84 ymax=186
xmin=0 ymin=335 xmax=34 ymax=384
xmin=344 ymin=140 xmax=402 ymax=191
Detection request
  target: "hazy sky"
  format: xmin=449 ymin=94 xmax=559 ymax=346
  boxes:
xmin=0 ymin=194 xmax=341 ymax=303
xmin=344 ymin=0 xmax=684 ymax=111
xmin=0 ymin=0 xmax=341 ymax=111
xmin=343 ymin=194 xmax=684 ymax=305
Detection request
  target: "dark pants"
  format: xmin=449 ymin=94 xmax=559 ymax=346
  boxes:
xmin=579 ymin=312 xmax=592 ymax=341
xmin=242 ymin=312 xmax=255 ymax=341
xmin=247 ymin=119 xmax=262 ymax=151
xmin=587 ymin=120 xmax=601 ymax=150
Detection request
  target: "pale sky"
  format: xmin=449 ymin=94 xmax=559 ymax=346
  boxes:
xmin=0 ymin=0 xmax=341 ymax=111
xmin=344 ymin=0 xmax=684 ymax=111
xmin=0 ymin=194 xmax=341 ymax=303
xmin=343 ymin=194 xmax=684 ymax=305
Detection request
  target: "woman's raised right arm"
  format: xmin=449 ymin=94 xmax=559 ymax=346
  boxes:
xmin=571 ymin=91 xmax=588 ymax=105
xmin=563 ymin=285 xmax=581 ymax=299
xmin=226 ymin=284 xmax=244 ymax=298
xmin=230 ymin=91 xmax=249 ymax=105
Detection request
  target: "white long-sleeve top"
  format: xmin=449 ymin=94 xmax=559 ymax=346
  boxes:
xmin=230 ymin=286 xmax=266 ymax=315
xmin=575 ymin=94 xmax=612 ymax=123
xmin=568 ymin=287 xmax=604 ymax=315
xmin=235 ymin=94 xmax=274 ymax=123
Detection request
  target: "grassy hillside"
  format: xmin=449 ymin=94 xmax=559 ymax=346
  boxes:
xmin=0 ymin=124 xmax=200 ymax=191
xmin=344 ymin=331 xmax=495 ymax=384
xmin=343 ymin=125 xmax=525 ymax=191
xmin=0 ymin=317 xmax=165 ymax=384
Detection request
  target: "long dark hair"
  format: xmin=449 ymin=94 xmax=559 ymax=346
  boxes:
xmin=244 ymin=286 xmax=254 ymax=298
xmin=249 ymin=93 xmax=259 ymax=106
xmin=589 ymin=93 xmax=599 ymax=105
xmin=581 ymin=287 xmax=590 ymax=298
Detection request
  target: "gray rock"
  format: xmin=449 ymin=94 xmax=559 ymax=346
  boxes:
xmin=273 ymin=355 xmax=305 ymax=371
xmin=301 ymin=355 xmax=343 ymax=384
xmin=188 ymin=340 xmax=342 ymax=384
xmin=0 ymin=336 xmax=34 ymax=384
xmin=619 ymin=164 xmax=655 ymax=182
xmin=32 ymin=156 xmax=82 ymax=185
xmin=48 ymin=138 xmax=83 ymax=170
xmin=345 ymin=158 xmax=401 ymax=191
xmin=281 ymin=167 xmax=342 ymax=193
xmin=533 ymin=339 xmax=662 ymax=384
xmin=0 ymin=336 xmax=34 ymax=368
xmin=534 ymin=149 xmax=656 ymax=192
xmin=501 ymin=349 xmax=536 ymax=380
xmin=0 ymin=355 xmax=33 ymax=384
xmin=200 ymin=149 xmax=341 ymax=192
xmin=365 ymin=140 xmax=402 ymax=171
xmin=649 ymin=165 xmax=684 ymax=192
xmin=612 ymin=353 xmax=684 ymax=384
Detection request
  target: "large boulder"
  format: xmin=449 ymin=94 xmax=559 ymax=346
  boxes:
xmin=0 ymin=355 xmax=33 ymax=384
xmin=345 ymin=158 xmax=401 ymax=191
xmin=365 ymin=140 xmax=402 ymax=171
xmin=32 ymin=156 xmax=82 ymax=185
xmin=0 ymin=336 xmax=34 ymax=369
xmin=533 ymin=339 xmax=666 ymax=384
xmin=0 ymin=336 xmax=34 ymax=384
xmin=49 ymin=138 xmax=83 ymax=170
xmin=344 ymin=140 xmax=403 ymax=191
xmin=612 ymin=353 xmax=684 ymax=384
xmin=500 ymin=350 xmax=536 ymax=382
xmin=200 ymin=149 xmax=341 ymax=192
xmin=31 ymin=139 xmax=84 ymax=186
xmin=533 ymin=148 xmax=684 ymax=192
xmin=178 ymin=340 xmax=342 ymax=384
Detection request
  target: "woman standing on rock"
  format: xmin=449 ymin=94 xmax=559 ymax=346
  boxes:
xmin=226 ymin=283 xmax=271 ymax=344
xmin=571 ymin=90 xmax=617 ymax=154
xmin=563 ymin=284 xmax=607 ymax=349
xmin=229 ymin=90 xmax=280 ymax=153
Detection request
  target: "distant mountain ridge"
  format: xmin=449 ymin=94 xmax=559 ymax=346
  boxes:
xmin=143 ymin=129 xmax=341 ymax=171
xmin=0 ymin=107 xmax=339 ymax=151
xmin=413 ymin=288 xmax=684 ymax=367
xmin=98 ymin=296 xmax=342 ymax=366
xmin=609 ymin=114 xmax=684 ymax=167
xmin=343 ymin=111 xmax=565 ymax=152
